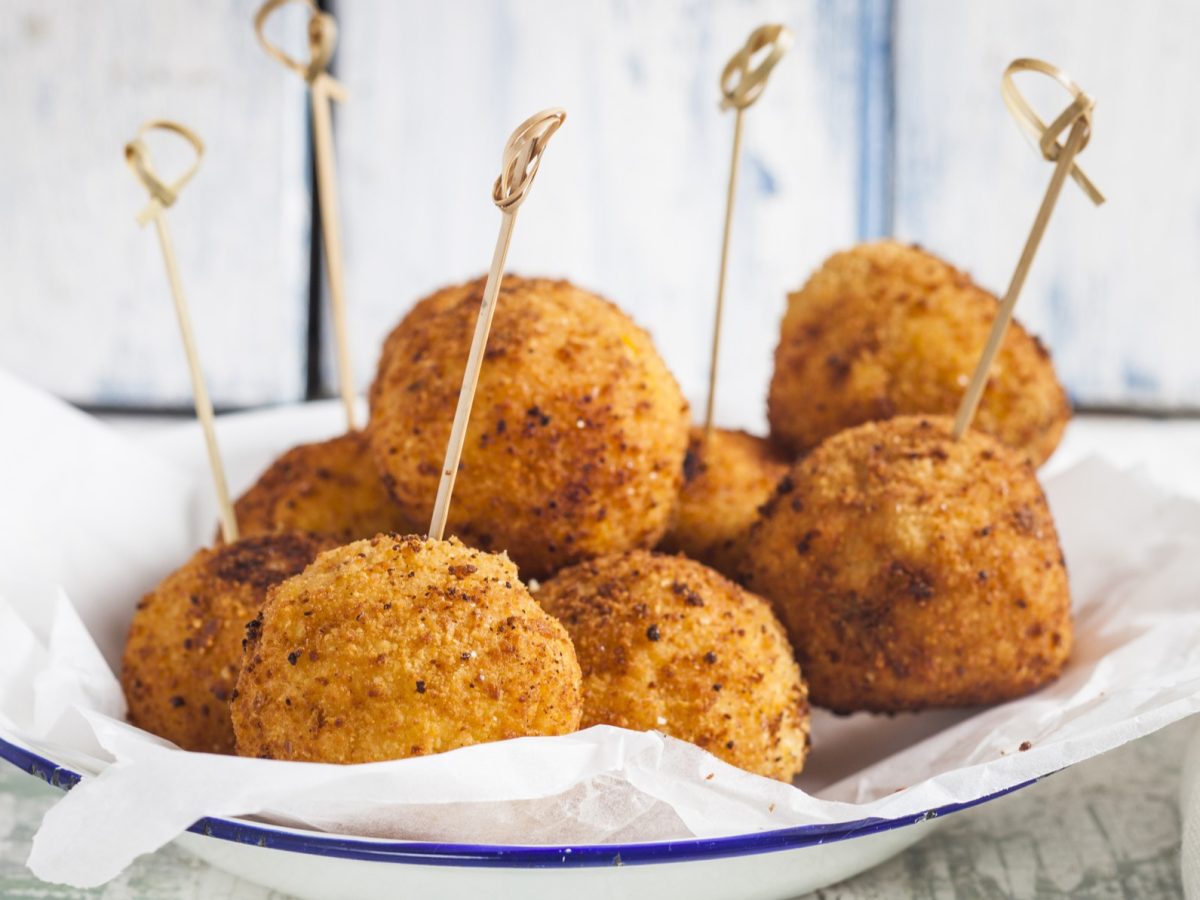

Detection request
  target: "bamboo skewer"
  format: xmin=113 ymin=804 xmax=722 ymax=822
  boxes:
xmin=125 ymin=121 xmax=239 ymax=543
xmin=428 ymin=108 xmax=567 ymax=541
xmin=255 ymin=0 xmax=358 ymax=431
xmin=704 ymin=24 xmax=792 ymax=437
xmin=707 ymin=106 xmax=745 ymax=437
xmin=953 ymin=58 xmax=1105 ymax=440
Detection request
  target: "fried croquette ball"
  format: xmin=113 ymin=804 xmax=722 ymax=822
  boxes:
xmin=537 ymin=551 xmax=810 ymax=781
xmin=231 ymin=534 xmax=582 ymax=763
xmin=745 ymin=415 xmax=1072 ymax=714
xmin=121 ymin=532 xmax=335 ymax=754
xmin=369 ymin=275 xmax=690 ymax=578
xmin=658 ymin=427 xmax=790 ymax=578
xmin=767 ymin=241 xmax=1070 ymax=465
xmin=233 ymin=431 xmax=417 ymax=543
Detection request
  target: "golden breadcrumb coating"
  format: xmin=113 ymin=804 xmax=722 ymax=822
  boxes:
xmin=659 ymin=427 xmax=791 ymax=578
xmin=767 ymin=241 xmax=1070 ymax=465
xmin=368 ymin=275 xmax=690 ymax=579
xmin=745 ymin=416 xmax=1072 ymax=713
xmin=537 ymin=551 xmax=810 ymax=781
xmin=232 ymin=534 xmax=582 ymax=763
xmin=232 ymin=431 xmax=417 ymax=543
xmin=121 ymin=532 xmax=335 ymax=754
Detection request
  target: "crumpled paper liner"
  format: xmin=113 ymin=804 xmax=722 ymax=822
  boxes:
xmin=2 ymin=370 xmax=1199 ymax=888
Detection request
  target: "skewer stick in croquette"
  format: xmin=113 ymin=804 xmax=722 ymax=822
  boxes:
xmin=255 ymin=0 xmax=359 ymax=431
xmin=234 ymin=125 xmax=586 ymax=760
xmin=371 ymin=275 xmax=689 ymax=577
xmin=704 ymin=24 xmax=791 ymax=436
xmin=953 ymin=58 xmax=1104 ymax=440
xmin=124 ymin=121 xmax=238 ymax=543
xmin=428 ymin=108 xmax=566 ymax=540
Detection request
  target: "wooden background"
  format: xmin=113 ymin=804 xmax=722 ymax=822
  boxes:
xmin=1 ymin=1 xmax=1196 ymax=431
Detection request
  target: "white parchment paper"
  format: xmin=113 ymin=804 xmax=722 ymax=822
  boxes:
xmin=2 ymin=371 xmax=1199 ymax=888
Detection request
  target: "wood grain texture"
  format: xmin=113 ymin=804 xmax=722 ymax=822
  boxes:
xmin=0 ymin=0 xmax=311 ymax=407
xmin=330 ymin=0 xmax=868 ymax=434
xmin=2 ymin=2 xmax=1196 ymax=410
xmin=892 ymin=0 xmax=1200 ymax=409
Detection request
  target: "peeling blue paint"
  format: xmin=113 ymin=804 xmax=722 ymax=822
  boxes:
xmin=855 ymin=0 xmax=894 ymax=239
xmin=625 ymin=52 xmax=644 ymax=86
xmin=747 ymin=153 xmax=778 ymax=196
xmin=1042 ymin=281 xmax=1074 ymax=357
xmin=1123 ymin=364 xmax=1160 ymax=394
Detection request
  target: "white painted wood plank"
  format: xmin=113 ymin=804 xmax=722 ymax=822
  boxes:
xmin=0 ymin=0 xmax=311 ymax=407
xmin=333 ymin=0 xmax=866 ymax=434
xmin=893 ymin=0 xmax=1200 ymax=409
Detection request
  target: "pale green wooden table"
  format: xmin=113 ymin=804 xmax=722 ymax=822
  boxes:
xmin=1 ymin=719 xmax=1191 ymax=899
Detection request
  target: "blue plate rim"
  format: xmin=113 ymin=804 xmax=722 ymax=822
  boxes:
xmin=0 ymin=733 xmax=1042 ymax=868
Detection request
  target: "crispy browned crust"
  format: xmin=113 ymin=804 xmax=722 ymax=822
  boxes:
xmin=231 ymin=534 xmax=583 ymax=763
xmin=658 ymin=428 xmax=791 ymax=578
xmin=537 ymin=550 xmax=810 ymax=781
xmin=767 ymin=241 xmax=1071 ymax=465
xmin=367 ymin=275 xmax=690 ymax=579
xmin=232 ymin=431 xmax=417 ymax=543
xmin=121 ymin=532 xmax=336 ymax=753
xmin=745 ymin=415 xmax=1073 ymax=713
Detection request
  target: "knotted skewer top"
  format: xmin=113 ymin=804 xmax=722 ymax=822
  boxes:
xmin=1001 ymin=58 xmax=1105 ymax=206
xmin=124 ymin=121 xmax=205 ymax=225
xmin=951 ymin=57 xmax=1105 ymax=442
xmin=254 ymin=0 xmax=347 ymax=101
xmin=427 ymin=108 xmax=566 ymax=540
xmin=720 ymin=24 xmax=793 ymax=111
xmin=492 ymin=108 xmax=567 ymax=212
xmin=123 ymin=119 xmax=239 ymax=542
